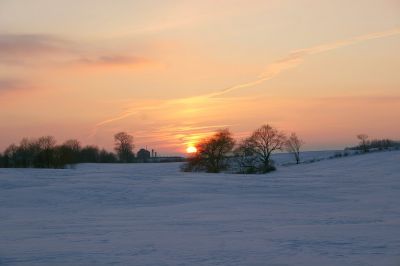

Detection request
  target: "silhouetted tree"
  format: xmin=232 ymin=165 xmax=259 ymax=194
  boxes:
xmin=3 ymin=144 xmax=19 ymax=167
xmin=357 ymin=134 xmax=369 ymax=153
xmin=368 ymin=138 xmax=395 ymax=150
xmin=19 ymin=138 xmax=43 ymax=167
xmin=17 ymin=138 xmax=32 ymax=167
xmin=233 ymin=139 xmax=259 ymax=174
xmin=80 ymin=145 xmax=100 ymax=163
xmin=99 ymin=149 xmax=117 ymax=163
xmin=346 ymin=137 xmax=400 ymax=151
xmin=114 ymin=132 xmax=135 ymax=163
xmin=285 ymin=132 xmax=304 ymax=164
xmin=58 ymin=139 xmax=82 ymax=166
xmin=0 ymin=136 xmax=121 ymax=168
xmin=184 ymin=129 xmax=235 ymax=173
xmin=35 ymin=136 xmax=57 ymax=168
xmin=241 ymin=124 xmax=286 ymax=172
xmin=63 ymin=139 xmax=81 ymax=153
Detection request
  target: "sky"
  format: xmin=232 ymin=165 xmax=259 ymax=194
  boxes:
xmin=0 ymin=0 xmax=399 ymax=155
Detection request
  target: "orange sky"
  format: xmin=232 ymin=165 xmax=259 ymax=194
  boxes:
xmin=0 ymin=0 xmax=399 ymax=155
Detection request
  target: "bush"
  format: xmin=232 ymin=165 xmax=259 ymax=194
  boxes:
xmin=182 ymin=129 xmax=235 ymax=173
xmin=180 ymin=156 xmax=205 ymax=172
xmin=334 ymin=152 xmax=343 ymax=158
xmin=347 ymin=137 xmax=400 ymax=151
xmin=260 ymin=163 xmax=276 ymax=173
xmin=233 ymin=138 xmax=278 ymax=174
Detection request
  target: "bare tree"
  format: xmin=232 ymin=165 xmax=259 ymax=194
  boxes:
xmin=17 ymin=138 xmax=40 ymax=167
xmin=285 ymin=132 xmax=304 ymax=164
xmin=3 ymin=144 xmax=18 ymax=167
xmin=59 ymin=139 xmax=82 ymax=165
xmin=184 ymin=129 xmax=235 ymax=173
xmin=63 ymin=139 xmax=81 ymax=152
xmin=37 ymin=136 xmax=57 ymax=167
xmin=80 ymin=145 xmax=100 ymax=163
xmin=242 ymin=124 xmax=286 ymax=172
xmin=357 ymin=134 xmax=369 ymax=153
xmin=114 ymin=132 xmax=135 ymax=163
xmin=37 ymin=136 xmax=56 ymax=150
xmin=233 ymin=139 xmax=259 ymax=173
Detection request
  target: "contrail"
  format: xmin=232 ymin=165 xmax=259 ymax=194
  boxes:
xmin=91 ymin=27 xmax=400 ymax=134
xmin=205 ymin=27 xmax=400 ymax=98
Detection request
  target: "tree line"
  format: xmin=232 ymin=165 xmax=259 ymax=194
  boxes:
xmin=347 ymin=134 xmax=400 ymax=153
xmin=182 ymin=124 xmax=304 ymax=174
xmin=2 ymin=127 xmax=395 ymax=170
xmin=0 ymin=132 xmax=135 ymax=168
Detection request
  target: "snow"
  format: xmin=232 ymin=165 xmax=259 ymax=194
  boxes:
xmin=272 ymin=149 xmax=354 ymax=165
xmin=0 ymin=151 xmax=399 ymax=265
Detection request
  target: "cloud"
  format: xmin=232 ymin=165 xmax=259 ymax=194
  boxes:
xmin=0 ymin=79 xmax=28 ymax=94
xmin=133 ymin=123 xmax=232 ymax=150
xmin=0 ymin=34 xmax=74 ymax=64
xmin=0 ymin=34 xmax=72 ymax=54
xmin=93 ymin=27 xmax=400 ymax=132
xmin=76 ymin=55 xmax=150 ymax=67
xmin=316 ymin=95 xmax=400 ymax=104
xmin=207 ymin=27 xmax=400 ymax=98
xmin=0 ymin=33 xmax=152 ymax=68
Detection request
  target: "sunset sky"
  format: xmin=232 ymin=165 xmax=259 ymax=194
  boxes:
xmin=0 ymin=0 xmax=399 ymax=155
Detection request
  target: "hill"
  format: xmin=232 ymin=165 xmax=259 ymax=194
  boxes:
xmin=0 ymin=151 xmax=399 ymax=265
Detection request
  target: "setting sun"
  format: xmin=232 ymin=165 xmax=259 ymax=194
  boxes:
xmin=1 ymin=1 xmax=400 ymax=265
xmin=186 ymin=146 xmax=197 ymax=154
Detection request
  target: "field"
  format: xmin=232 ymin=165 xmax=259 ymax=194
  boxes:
xmin=0 ymin=151 xmax=399 ymax=265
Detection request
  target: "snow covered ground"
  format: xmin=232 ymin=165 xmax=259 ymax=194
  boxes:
xmin=272 ymin=149 xmax=353 ymax=165
xmin=0 ymin=151 xmax=399 ymax=266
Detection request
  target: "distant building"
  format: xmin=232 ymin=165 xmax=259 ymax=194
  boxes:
xmin=137 ymin=148 xmax=151 ymax=163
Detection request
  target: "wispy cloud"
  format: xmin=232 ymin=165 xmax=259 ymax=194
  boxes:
xmin=0 ymin=33 xmax=152 ymax=68
xmin=93 ymin=27 xmax=400 ymax=133
xmin=0 ymin=79 xmax=27 ymax=93
xmin=0 ymin=34 xmax=74 ymax=65
xmin=0 ymin=34 xmax=72 ymax=55
xmin=133 ymin=123 xmax=232 ymax=149
xmin=76 ymin=55 xmax=151 ymax=68
xmin=0 ymin=34 xmax=155 ymax=96
xmin=205 ymin=27 xmax=400 ymax=98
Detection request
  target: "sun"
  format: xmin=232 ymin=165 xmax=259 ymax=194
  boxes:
xmin=186 ymin=146 xmax=197 ymax=154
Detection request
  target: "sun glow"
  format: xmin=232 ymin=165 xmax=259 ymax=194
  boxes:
xmin=186 ymin=146 xmax=197 ymax=154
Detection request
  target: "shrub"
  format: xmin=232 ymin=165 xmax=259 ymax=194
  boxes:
xmin=182 ymin=129 xmax=235 ymax=173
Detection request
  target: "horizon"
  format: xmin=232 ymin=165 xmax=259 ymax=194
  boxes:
xmin=0 ymin=132 xmax=397 ymax=158
xmin=1 ymin=1 xmax=399 ymax=155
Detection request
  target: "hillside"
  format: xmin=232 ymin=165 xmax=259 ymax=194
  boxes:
xmin=0 ymin=151 xmax=399 ymax=265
